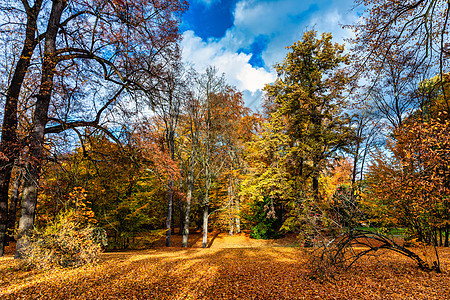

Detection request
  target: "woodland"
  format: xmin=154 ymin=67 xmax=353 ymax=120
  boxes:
xmin=0 ymin=0 xmax=450 ymax=298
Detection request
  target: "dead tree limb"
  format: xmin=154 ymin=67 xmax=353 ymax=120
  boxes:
xmin=310 ymin=229 xmax=441 ymax=275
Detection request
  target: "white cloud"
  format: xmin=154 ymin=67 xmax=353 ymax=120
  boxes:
xmin=181 ymin=0 xmax=360 ymax=108
xmin=181 ymin=30 xmax=276 ymax=95
xmin=307 ymin=9 xmax=359 ymax=46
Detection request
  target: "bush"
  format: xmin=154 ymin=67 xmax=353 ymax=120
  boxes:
xmin=21 ymin=210 xmax=107 ymax=270
xmin=246 ymin=196 xmax=283 ymax=239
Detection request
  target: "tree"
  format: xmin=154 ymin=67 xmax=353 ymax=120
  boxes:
xmin=6 ymin=0 xmax=187 ymax=258
xmin=149 ymin=58 xmax=186 ymax=247
xmin=37 ymin=127 xmax=178 ymax=250
xmin=176 ymin=67 xmax=249 ymax=247
xmin=196 ymin=67 xmax=227 ymax=248
xmin=0 ymin=0 xmax=44 ymax=257
xmin=348 ymin=0 xmax=450 ymax=108
xmin=365 ymin=74 xmax=450 ymax=247
xmin=200 ymin=87 xmax=251 ymax=237
xmin=264 ymin=30 xmax=354 ymax=200
xmin=178 ymin=78 xmax=201 ymax=247
xmin=242 ymin=31 xmax=355 ymax=241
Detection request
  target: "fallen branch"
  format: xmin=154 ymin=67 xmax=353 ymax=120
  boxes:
xmin=309 ymin=229 xmax=441 ymax=276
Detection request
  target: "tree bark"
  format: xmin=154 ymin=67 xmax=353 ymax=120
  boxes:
xmin=235 ymin=195 xmax=241 ymax=234
xmin=228 ymin=181 xmax=234 ymax=236
xmin=15 ymin=0 xmax=67 ymax=259
xmin=182 ymin=171 xmax=193 ymax=247
xmin=202 ymin=204 xmax=209 ymax=248
xmin=165 ymin=179 xmax=173 ymax=247
xmin=6 ymin=166 xmax=23 ymax=243
xmin=0 ymin=167 xmax=13 ymax=257
xmin=0 ymin=0 xmax=43 ymax=257
xmin=178 ymin=179 xmax=184 ymax=235
xmin=202 ymin=165 xmax=211 ymax=248
xmin=445 ymin=224 xmax=449 ymax=247
xmin=312 ymin=171 xmax=319 ymax=200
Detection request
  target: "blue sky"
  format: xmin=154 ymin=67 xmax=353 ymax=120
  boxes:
xmin=180 ymin=0 xmax=361 ymax=108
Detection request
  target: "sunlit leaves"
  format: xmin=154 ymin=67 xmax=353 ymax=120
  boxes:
xmin=366 ymin=114 xmax=450 ymax=242
xmin=1 ymin=244 xmax=449 ymax=299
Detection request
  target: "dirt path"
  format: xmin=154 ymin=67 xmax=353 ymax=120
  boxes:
xmin=153 ymin=230 xmax=300 ymax=248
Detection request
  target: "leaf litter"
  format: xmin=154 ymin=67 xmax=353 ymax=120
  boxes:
xmin=1 ymin=233 xmax=449 ymax=299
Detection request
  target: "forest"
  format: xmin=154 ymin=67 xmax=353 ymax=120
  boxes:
xmin=0 ymin=0 xmax=449 ymax=298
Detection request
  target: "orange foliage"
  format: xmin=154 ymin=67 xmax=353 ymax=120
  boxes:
xmin=1 ymin=244 xmax=449 ymax=299
xmin=320 ymin=158 xmax=354 ymax=203
xmin=366 ymin=115 xmax=450 ymax=240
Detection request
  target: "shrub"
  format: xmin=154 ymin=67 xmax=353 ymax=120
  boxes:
xmin=245 ymin=196 xmax=283 ymax=239
xmin=21 ymin=209 xmax=107 ymax=270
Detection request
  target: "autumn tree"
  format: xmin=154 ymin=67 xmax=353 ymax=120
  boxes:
xmin=264 ymin=30 xmax=354 ymax=199
xmin=37 ymin=126 xmax=178 ymax=250
xmin=243 ymin=31 xmax=355 ymax=241
xmin=0 ymin=0 xmax=187 ymax=258
xmin=194 ymin=67 xmax=228 ymax=248
xmin=0 ymin=0 xmax=44 ymax=256
xmin=176 ymin=67 xmax=249 ymax=247
xmin=365 ymin=74 xmax=450 ymax=247
xmin=203 ymin=86 xmax=250 ymax=237
xmin=349 ymin=0 xmax=450 ymax=112
xmin=146 ymin=56 xmax=187 ymax=247
xmin=178 ymin=78 xmax=201 ymax=247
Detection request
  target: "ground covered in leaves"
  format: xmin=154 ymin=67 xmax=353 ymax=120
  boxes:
xmin=1 ymin=232 xmax=449 ymax=299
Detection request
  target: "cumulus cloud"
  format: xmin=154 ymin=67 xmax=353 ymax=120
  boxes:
xmin=181 ymin=0 xmax=360 ymax=108
xmin=181 ymin=30 xmax=276 ymax=96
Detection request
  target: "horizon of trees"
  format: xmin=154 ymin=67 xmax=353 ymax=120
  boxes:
xmin=0 ymin=0 xmax=449 ymax=262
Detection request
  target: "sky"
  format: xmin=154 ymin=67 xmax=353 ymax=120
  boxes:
xmin=180 ymin=0 xmax=361 ymax=109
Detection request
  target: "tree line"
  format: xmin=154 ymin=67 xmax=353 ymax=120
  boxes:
xmin=0 ymin=0 xmax=449 ymax=263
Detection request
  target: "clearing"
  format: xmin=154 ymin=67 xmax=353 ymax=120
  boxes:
xmin=1 ymin=231 xmax=449 ymax=299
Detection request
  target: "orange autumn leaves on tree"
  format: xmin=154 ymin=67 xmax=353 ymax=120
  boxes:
xmin=366 ymin=115 xmax=450 ymax=243
xmin=133 ymin=121 xmax=181 ymax=183
xmin=320 ymin=158 xmax=354 ymax=204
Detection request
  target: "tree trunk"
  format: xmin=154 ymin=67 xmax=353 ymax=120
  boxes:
xmin=15 ymin=0 xmax=67 ymax=259
xmin=235 ymin=195 xmax=241 ymax=234
xmin=165 ymin=179 xmax=173 ymax=247
xmin=228 ymin=181 xmax=234 ymax=236
xmin=6 ymin=166 xmax=23 ymax=243
xmin=312 ymin=173 xmax=319 ymax=200
xmin=228 ymin=209 xmax=234 ymax=236
xmin=202 ymin=204 xmax=209 ymax=248
xmin=0 ymin=0 xmax=43 ymax=257
xmin=0 ymin=170 xmax=13 ymax=256
xmin=182 ymin=173 xmax=193 ymax=247
xmin=178 ymin=181 xmax=184 ymax=236
xmin=445 ymin=224 xmax=449 ymax=247
xmin=15 ymin=164 xmax=40 ymax=258
xmin=202 ymin=166 xmax=211 ymax=248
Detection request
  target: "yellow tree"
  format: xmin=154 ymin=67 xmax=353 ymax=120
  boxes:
xmin=243 ymin=31 xmax=355 ymax=240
